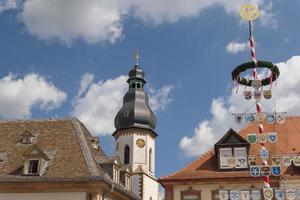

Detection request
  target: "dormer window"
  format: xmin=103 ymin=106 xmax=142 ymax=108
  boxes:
xmin=21 ymin=130 xmax=35 ymax=144
xmin=23 ymin=145 xmax=49 ymax=176
xmin=215 ymin=129 xmax=250 ymax=170
xmin=22 ymin=136 xmax=32 ymax=144
xmin=27 ymin=159 xmax=40 ymax=174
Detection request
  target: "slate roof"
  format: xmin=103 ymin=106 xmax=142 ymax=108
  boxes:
xmin=160 ymin=116 xmax=300 ymax=183
xmin=0 ymin=118 xmax=139 ymax=199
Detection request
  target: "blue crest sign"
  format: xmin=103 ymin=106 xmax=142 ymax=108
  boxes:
xmin=275 ymin=189 xmax=285 ymax=200
xmin=251 ymin=190 xmax=261 ymax=200
xmin=268 ymin=132 xmax=278 ymax=143
xmin=250 ymin=165 xmax=260 ymax=177
xmin=271 ymin=165 xmax=281 ymax=176
xmin=266 ymin=113 xmax=275 ymax=124
xmin=260 ymin=148 xmax=269 ymax=160
xmin=230 ymin=190 xmax=240 ymax=200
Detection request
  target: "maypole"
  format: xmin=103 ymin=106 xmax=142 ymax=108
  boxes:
xmin=242 ymin=5 xmax=271 ymax=189
xmin=231 ymin=4 xmax=281 ymax=200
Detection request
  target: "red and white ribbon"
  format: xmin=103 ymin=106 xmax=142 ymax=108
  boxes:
xmin=250 ymin=34 xmax=270 ymax=188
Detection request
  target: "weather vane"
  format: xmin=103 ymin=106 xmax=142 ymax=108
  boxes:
xmin=227 ymin=4 xmax=286 ymax=200
xmin=135 ymin=48 xmax=140 ymax=66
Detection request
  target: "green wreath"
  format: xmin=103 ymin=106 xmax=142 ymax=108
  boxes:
xmin=231 ymin=61 xmax=280 ymax=87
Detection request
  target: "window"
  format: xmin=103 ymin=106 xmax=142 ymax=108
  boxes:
xmin=219 ymin=147 xmax=248 ymax=169
xmin=27 ymin=159 xmax=39 ymax=174
xmin=219 ymin=148 xmax=232 ymax=169
xmin=131 ymin=83 xmax=136 ymax=89
xmin=124 ymin=145 xmax=130 ymax=164
xmin=137 ymin=83 xmax=141 ymax=89
xmin=125 ymin=174 xmax=131 ymax=191
xmin=113 ymin=166 xmax=120 ymax=183
xmin=149 ymin=148 xmax=153 ymax=173
xmin=234 ymin=147 xmax=247 ymax=168
xmin=181 ymin=188 xmax=201 ymax=200
xmin=22 ymin=136 xmax=32 ymax=144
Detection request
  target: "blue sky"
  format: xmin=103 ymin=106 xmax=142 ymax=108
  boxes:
xmin=0 ymin=0 xmax=300 ymax=178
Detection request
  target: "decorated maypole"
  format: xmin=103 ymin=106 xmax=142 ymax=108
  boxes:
xmin=231 ymin=4 xmax=281 ymax=200
xmin=241 ymin=4 xmax=271 ymax=189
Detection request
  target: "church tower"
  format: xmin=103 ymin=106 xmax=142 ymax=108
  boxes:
xmin=113 ymin=50 xmax=159 ymax=200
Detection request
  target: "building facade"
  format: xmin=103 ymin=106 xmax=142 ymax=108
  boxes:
xmin=159 ymin=116 xmax=300 ymax=200
xmin=113 ymin=62 xmax=160 ymax=200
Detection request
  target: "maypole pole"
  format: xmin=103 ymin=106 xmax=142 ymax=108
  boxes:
xmin=241 ymin=5 xmax=271 ymax=189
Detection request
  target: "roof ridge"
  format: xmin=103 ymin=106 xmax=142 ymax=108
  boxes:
xmin=71 ymin=119 xmax=100 ymax=177
xmin=0 ymin=117 xmax=78 ymax=123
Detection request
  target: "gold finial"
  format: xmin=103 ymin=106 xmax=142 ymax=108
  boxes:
xmin=135 ymin=48 xmax=140 ymax=65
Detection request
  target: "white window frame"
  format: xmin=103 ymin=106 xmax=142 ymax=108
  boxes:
xmin=24 ymin=159 xmax=40 ymax=175
xmin=234 ymin=147 xmax=248 ymax=169
xmin=219 ymin=148 xmax=232 ymax=169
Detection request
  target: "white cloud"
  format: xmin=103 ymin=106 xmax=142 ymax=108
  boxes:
xmin=72 ymin=73 xmax=174 ymax=135
xmin=0 ymin=73 xmax=66 ymax=118
xmin=180 ymin=55 xmax=300 ymax=157
xmin=20 ymin=0 xmax=123 ymax=45
xmin=0 ymin=0 xmax=17 ymax=13
xmin=149 ymin=85 xmax=174 ymax=111
xmin=226 ymin=41 xmax=248 ymax=54
xmin=7 ymin=0 xmax=275 ymax=45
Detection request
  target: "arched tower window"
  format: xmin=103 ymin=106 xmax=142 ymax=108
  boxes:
xmin=149 ymin=148 xmax=153 ymax=172
xmin=124 ymin=145 xmax=130 ymax=165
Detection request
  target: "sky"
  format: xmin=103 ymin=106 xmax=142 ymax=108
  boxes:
xmin=0 ymin=0 xmax=300 ymax=180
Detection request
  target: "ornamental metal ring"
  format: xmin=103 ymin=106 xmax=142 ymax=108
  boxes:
xmin=231 ymin=61 xmax=280 ymax=87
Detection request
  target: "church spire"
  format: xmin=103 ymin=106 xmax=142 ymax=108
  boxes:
xmin=114 ymin=50 xmax=156 ymax=131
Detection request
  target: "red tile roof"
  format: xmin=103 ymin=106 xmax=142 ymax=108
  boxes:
xmin=160 ymin=116 xmax=300 ymax=183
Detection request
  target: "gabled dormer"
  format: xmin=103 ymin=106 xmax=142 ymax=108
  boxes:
xmin=21 ymin=130 xmax=35 ymax=144
xmin=214 ymin=129 xmax=250 ymax=170
xmin=23 ymin=145 xmax=49 ymax=175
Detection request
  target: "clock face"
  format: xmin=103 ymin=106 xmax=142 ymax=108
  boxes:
xmin=136 ymin=139 xmax=145 ymax=148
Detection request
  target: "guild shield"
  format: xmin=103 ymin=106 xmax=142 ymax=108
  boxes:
xmin=219 ymin=190 xmax=229 ymax=200
xmin=254 ymin=90 xmax=262 ymax=100
xmin=263 ymin=90 xmax=272 ymax=99
xmin=263 ymin=188 xmax=274 ymax=200
xmin=271 ymin=165 xmax=281 ymax=176
xmin=248 ymin=155 xmax=257 ymax=165
xmin=282 ymin=156 xmax=292 ymax=167
xmin=286 ymin=189 xmax=296 ymax=200
xmin=251 ymin=190 xmax=261 ymax=200
xmin=255 ymin=112 xmax=265 ymax=123
xmin=293 ymin=156 xmax=300 ymax=167
xmin=265 ymin=113 xmax=275 ymax=124
xmin=230 ymin=190 xmax=240 ymax=200
xmin=260 ymin=148 xmax=269 ymax=160
xmin=249 ymin=165 xmax=260 ymax=177
xmin=268 ymin=132 xmax=278 ymax=143
xmin=276 ymin=113 xmax=286 ymax=124
xmin=244 ymin=91 xmax=252 ymax=100
xmin=258 ymin=133 xmax=267 ymax=144
xmin=275 ymin=189 xmax=285 ymax=200
xmin=234 ymin=114 xmax=243 ymax=124
xmin=247 ymin=133 xmax=257 ymax=144
xmin=241 ymin=190 xmax=250 ymax=200
xmin=261 ymin=165 xmax=271 ymax=176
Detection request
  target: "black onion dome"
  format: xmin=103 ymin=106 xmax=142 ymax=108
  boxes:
xmin=114 ymin=65 xmax=156 ymax=131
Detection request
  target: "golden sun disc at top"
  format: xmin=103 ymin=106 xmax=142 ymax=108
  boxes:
xmin=240 ymin=4 xmax=260 ymax=21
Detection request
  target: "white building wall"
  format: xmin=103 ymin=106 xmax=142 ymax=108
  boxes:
xmin=0 ymin=192 xmax=87 ymax=200
xmin=132 ymin=174 xmax=141 ymax=197
xmin=143 ymin=175 xmax=159 ymax=200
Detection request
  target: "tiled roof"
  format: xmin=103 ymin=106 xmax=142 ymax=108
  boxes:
xmin=0 ymin=118 xmax=105 ymax=179
xmin=160 ymin=116 xmax=300 ymax=182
